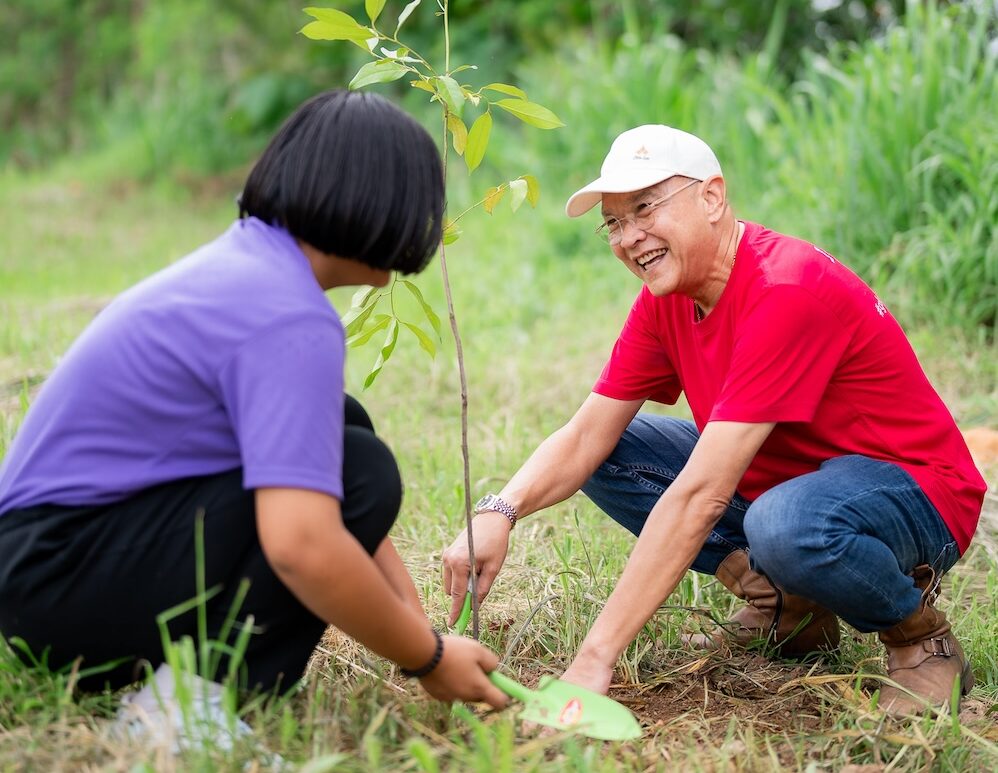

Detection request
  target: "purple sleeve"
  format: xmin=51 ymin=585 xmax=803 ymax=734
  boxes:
xmin=217 ymin=313 xmax=345 ymax=499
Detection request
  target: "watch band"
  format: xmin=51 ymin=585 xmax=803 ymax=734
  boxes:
xmin=474 ymin=493 xmax=517 ymax=529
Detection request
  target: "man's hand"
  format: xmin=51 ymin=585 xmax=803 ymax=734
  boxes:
xmin=559 ymin=648 xmax=614 ymax=696
xmin=418 ymin=635 xmax=509 ymax=709
xmin=441 ymin=511 xmax=511 ymax=626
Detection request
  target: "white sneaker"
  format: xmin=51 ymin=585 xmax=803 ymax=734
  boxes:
xmin=113 ymin=663 xmax=253 ymax=754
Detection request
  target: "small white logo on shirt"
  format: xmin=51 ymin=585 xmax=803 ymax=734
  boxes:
xmin=874 ymin=297 xmax=888 ymax=317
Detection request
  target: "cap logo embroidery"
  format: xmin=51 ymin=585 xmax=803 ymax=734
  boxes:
xmin=632 ymin=145 xmax=651 ymax=161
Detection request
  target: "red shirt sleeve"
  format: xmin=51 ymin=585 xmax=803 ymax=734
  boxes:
xmin=711 ymin=285 xmax=852 ymax=423
xmin=593 ymin=290 xmax=683 ymax=404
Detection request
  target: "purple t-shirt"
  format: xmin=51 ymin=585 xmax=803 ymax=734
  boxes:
xmin=0 ymin=217 xmax=345 ymax=514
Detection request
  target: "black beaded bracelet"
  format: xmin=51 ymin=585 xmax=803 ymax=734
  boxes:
xmin=400 ymin=629 xmax=444 ymax=679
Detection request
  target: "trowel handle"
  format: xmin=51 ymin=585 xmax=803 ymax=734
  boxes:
xmin=488 ymin=671 xmax=535 ymax=704
xmin=455 ymin=590 xmax=473 ymax=636
xmin=454 ymin=576 xmax=474 ymax=636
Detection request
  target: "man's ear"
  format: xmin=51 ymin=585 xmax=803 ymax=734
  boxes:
xmin=701 ymin=175 xmax=728 ymax=223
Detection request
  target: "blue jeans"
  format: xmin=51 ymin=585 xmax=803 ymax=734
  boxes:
xmin=580 ymin=415 xmax=961 ymax=633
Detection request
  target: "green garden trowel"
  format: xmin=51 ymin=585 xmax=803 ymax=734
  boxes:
xmin=453 ymin=584 xmax=642 ymax=741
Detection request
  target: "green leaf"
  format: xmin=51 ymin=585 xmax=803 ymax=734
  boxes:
xmin=411 ymin=79 xmax=435 ymax=94
xmin=508 ymin=178 xmax=528 ymax=212
xmin=494 ymin=99 xmax=565 ymax=129
xmin=483 ymin=185 xmax=505 ymax=214
xmin=350 ymin=285 xmax=379 ymax=309
xmin=446 ymin=114 xmax=468 ymax=155
xmin=346 ymin=314 xmax=391 ymax=347
xmin=342 ymin=302 xmax=378 ymax=338
xmin=365 ymin=0 xmax=387 ymax=24
xmin=349 ymin=60 xmax=409 ymax=90
xmin=364 ymin=319 xmax=399 ymax=389
xmin=402 ymin=322 xmax=437 ymax=358
xmin=465 ymin=112 xmax=492 ymax=172
xmin=301 ymin=8 xmax=371 ymax=41
xmin=483 ymin=82 xmax=527 ymax=100
xmin=522 ymin=174 xmax=540 ymax=206
xmin=434 ymin=76 xmax=465 ymax=117
xmin=395 ymin=0 xmax=421 ymax=34
xmin=402 ymin=280 xmax=442 ymax=338
xmin=442 ymin=221 xmax=461 ymax=245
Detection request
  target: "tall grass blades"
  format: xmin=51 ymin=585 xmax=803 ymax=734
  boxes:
xmin=765 ymin=1 xmax=997 ymax=335
xmin=505 ymin=1 xmax=996 ymax=336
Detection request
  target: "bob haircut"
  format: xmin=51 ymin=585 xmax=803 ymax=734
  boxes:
xmin=239 ymin=90 xmax=444 ymax=275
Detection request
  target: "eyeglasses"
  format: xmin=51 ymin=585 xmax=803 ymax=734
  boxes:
xmin=595 ymin=179 xmax=700 ymax=244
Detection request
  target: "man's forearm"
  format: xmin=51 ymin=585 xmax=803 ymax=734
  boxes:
xmin=577 ymin=491 xmax=720 ymax=664
xmin=500 ymin=424 xmax=607 ymax=518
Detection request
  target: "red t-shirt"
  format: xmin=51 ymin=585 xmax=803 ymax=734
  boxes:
xmin=594 ymin=221 xmax=985 ymax=553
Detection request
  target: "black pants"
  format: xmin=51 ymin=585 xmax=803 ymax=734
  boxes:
xmin=0 ymin=396 xmax=400 ymax=693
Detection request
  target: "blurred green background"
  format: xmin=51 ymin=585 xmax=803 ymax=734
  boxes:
xmin=1 ymin=0 xmax=995 ymax=339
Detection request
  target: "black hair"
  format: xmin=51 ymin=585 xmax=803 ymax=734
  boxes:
xmin=239 ymin=90 xmax=444 ymax=275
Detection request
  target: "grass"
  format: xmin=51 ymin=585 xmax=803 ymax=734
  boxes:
xmin=1 ymin=4 xmax=997 ymax=765
xmin=1 ymin=150 xmax=996 ymax=771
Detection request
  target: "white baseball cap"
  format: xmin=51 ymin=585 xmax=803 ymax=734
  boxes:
xmin=565 ymin=125 xmax=722 ymax=217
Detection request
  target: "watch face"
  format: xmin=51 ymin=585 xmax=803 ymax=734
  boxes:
xmin=474 ymin=494 xmax=493 ymax=511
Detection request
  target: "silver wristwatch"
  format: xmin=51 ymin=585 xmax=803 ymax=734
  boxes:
xmin=474 ymin=493 xmax=517 ymax=529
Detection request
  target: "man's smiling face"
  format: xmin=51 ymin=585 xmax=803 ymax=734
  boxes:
xmin=602 ymin=176 xmax=708 ymax=297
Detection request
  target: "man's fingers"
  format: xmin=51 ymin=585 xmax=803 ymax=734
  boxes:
xmin=476 ymin=565 xmax=499 ymax=603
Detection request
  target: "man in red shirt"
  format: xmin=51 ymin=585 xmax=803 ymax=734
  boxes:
xmin=442 ymin=125 xmax=986 ymax=716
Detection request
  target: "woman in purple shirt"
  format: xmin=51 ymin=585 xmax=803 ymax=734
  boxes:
xmin=0 ymin=90 xmax=507 ymax=712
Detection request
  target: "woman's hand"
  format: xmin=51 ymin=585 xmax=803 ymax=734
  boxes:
xmin=417 ymin=636 xmax=508 ymax=709
xmin=441 ymin=512 xmax=511 ymax=626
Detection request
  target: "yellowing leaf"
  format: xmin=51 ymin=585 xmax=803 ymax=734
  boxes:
xmin=494 ymin=98 xmax=565 ymax=129
xmin=465 ymin=112 xmax=492 ymax=172
xmin=508 ymin=178 xmax=528 ymax=212
xmin=442 ymin=221 xmax=462 ymax=245
xmin=483 ymin=185 xmax=505 ymax=214
xmin=410 ymin=79 xmax=435 ymax=94
xmin=522 ymin=174 xmax=540 ymax=206
xmin=447 ymin=114 xmax=468 ymax=155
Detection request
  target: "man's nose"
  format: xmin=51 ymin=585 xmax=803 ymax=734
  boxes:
xmin=618 ymin=219 xmax=647 ymax=250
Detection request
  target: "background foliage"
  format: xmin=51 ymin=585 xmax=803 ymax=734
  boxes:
xmin=4 ymin=0 xmax=993 ymax=335
xmin=3 ymin=0 xmax=905 ymax=169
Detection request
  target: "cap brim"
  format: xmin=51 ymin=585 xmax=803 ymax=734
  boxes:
xmin=565 ymin=169 xmax=676 ymax=217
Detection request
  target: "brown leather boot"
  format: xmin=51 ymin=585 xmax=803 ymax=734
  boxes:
xmin=689 ymin=549 xmax=840 ymax=657
xmin=877 ymin=565 xmax=974 ymax=716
